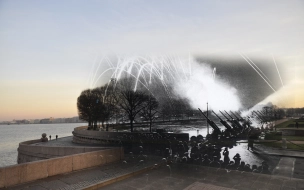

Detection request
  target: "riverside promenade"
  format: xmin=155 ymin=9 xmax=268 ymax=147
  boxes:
xmin=4 ymin=146 xmax=304 ymax=190
xmin=4 ymin=118 xmax=304 ymax=190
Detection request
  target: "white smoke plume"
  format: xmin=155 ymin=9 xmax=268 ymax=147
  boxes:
xmin=173 ymin=60 xmax=242 ymax=111
xmin=91 ymin=55 xmax=243 ymax=111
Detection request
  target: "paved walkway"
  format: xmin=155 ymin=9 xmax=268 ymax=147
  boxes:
xmin=272 ymin=157 xmax=296 ymax=178
xmin=4 ymin=152 xmax=304 ymax=190
xmin=5 ymin=152 xmax=304 ymax=190
xmin=3 ymin=155 xmax=161 ymax=190
xmin=99 ymin=163 xmax=304 ymax=190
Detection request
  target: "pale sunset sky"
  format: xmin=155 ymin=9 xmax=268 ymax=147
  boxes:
xmin=0 ymin=0 xmax=303 ymax=121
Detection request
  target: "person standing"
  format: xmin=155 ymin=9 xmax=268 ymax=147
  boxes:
xmin=296 ymin=122 xmax=299 ymax=129
xmin=233 ymin=153 xmax=241 ymax=166
xmin=56 ymin=135 xmax=58 ymax=140
xmin=248 ymin=137 xmax=254 ymax=150
xmin=223 ymin=147 xmax=230 ymax=164
xmin=49 ymin=135 xmax=51 ymax=140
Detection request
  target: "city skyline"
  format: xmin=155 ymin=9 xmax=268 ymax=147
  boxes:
xmin=1 ymin=0 xmax=304 ymax=121
xmin=0 ymin=116 xmax=82 ymax=123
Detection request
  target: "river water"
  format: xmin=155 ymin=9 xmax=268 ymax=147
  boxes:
xmin=0 ymin=123 xmax=86 ymax=167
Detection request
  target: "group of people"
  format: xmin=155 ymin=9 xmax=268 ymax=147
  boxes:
xmin=117 ymin=132 xmax=271 ymax=174
xmin=171 ymin=141 xmax=271 ymax=174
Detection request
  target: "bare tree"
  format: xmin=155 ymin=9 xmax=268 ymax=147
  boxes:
xmin=140 ymin=94 xmax=159 ymax=132
xmin=115 ymin=78 xmax=149 ymax=132
xmin=95 ymin=84 xmax=117 ymax=131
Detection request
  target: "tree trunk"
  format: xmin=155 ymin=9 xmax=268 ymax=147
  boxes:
xmin=93 ymin=121 xmax=97 ymax=130
xmin=130 ymin=119 xmax=133 ymax=132
xmin=88 ymin=120 xmax=92 ymax=129
xmin=149 ymin=119 xmax=152 ymax=132
xmin=101 ymin=121 xmax=105 ymax=131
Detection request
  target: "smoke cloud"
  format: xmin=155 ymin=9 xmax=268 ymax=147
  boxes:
xmin=173 ymin=60 xmax=242 ymax=111
xmin=92 ymin=55 xmax=243 ymax=111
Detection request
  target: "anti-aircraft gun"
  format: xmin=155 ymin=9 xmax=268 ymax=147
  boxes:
xmin=198 ymin=108 xmax=221 ymax=138
xmin=219 ymin=110 xmax=238 ymax=131
xmin=236 ymin=111 xmax=252 ymax=125
xmin=235 ymin=111 xmax=244 ymax=120
xmin=231 ymin=111 xmax=251 ymax=129
xmin=212 ymin=110 xmax=233 ymax=131
xmin=219 ymin=110 xmax=230 ymax=120
xmin=224 ymin=110 xmax=243 ymax=129
xmin=230 ymin=111 xmax=244 ymax=122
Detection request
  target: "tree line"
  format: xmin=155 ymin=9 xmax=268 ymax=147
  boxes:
xmin=77 ymin=78 xmax=196 ymax=132
xmin=77 ymin=77 xmax=304 ymax=133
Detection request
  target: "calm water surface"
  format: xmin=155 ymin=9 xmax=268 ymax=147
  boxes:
xmin=0 ymin=123 xmax=86 ymax=167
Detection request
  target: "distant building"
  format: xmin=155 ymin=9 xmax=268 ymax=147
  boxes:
xmin=1 ymin=121 xmax=11 ymax=125
xmin=52 ymin=118 xmax=65 ymax=123
xmin=40 ymin=118 xmax=51 ymax=124
xmin=14 ymin=119 xmax=30 ymax=124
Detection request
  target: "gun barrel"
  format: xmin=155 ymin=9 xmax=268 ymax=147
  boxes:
xmin=212 ymin=110 xmax=222 ymax=121
xmin=212 ymin=110 xmax=232 ymax=130
xmin=225 ymin=111 xmax=243 ymax=129
xmin=236 ymin=112 xmax=243 ymax=119
xmin=198 ymin=108 xmax=207 ymax=118
xmin=230 ymin=111 xmax=240 ymax=120
xmin=198 ymin=108 xmax=221 ymax=132
xmin=224 ymin=110 xmax=234 ymax=120
xmin=219 ymin=110 xmax=229 ymax=120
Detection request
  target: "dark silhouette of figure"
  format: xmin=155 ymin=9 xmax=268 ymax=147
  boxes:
xmin=237 ymin=161 xmax=245 ymax=171
xmin=49 ymin=135 xmax=51 ymax=140
xmin=244 ymin=164 xmax=252 ymax=172
xmin=248 ymin=138 xmax=254 ymax=150
xmin=233 ymin=153 xmax=241 ymax=166
xmin=226 ymin=161 xmax=236 ymax=170
xmin=296 ymin=122 xmax=299 ymax=129
xmin=56 ymin=135 xmax=58 ymax=140
xmin=223 ymin=147 xmax=230 ymax=164
xmin=177 ymin=141 xmax=184 ymax=156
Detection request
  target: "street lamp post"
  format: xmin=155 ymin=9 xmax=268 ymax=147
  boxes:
xmin=207 ymin=102 xmax=209 ymax=135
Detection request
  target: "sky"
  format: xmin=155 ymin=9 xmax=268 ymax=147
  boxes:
xmin=0 ymin=0 xmax=303 ymax=121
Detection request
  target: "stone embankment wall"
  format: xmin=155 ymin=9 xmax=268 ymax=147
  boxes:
xmin=0 ymin=147 xmax=124 ymax=188
xmin=18 ymin=139 xmax=107 ymax=164
xmin=72 ymin=126 xmax=189 ymax=145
